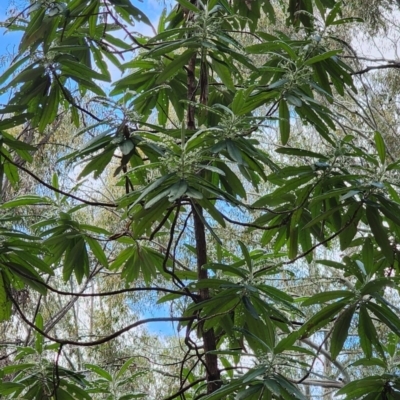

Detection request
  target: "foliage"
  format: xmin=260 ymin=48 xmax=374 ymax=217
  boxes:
xmin=0 ymin=0 xmax=400 ymax=399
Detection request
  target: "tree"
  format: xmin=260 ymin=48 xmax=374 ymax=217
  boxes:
xmin=1 ymin=0 xmax=400 ymax=399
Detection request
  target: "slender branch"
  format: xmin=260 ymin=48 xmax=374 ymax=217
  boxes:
xmin=8 ymin=288 xmax=196 ymax=347
xmin=341 ymin=55 xmax=399 ymax=63
xmin=5 ymin=264 xmax=189 ymax=298
xmin=220 ymin=211 xmax=290 ymax=229
xmin=161 ymin=204 xmax=186 ymax=289
xmin=51 ymin=343 xmax=64 ymax=396
xmin=42 ymin=266 xmax=101 ymax=335
xmin=48 ymin=285 xmax=188 ymax=298
xmin=297 ymin=328 xmax=333 ymax=385
xmin=51 ymin=70 xmax=102 ymax=122
xmin=352 ymin=63 xmax=400 ymax=75
xmin=149 ymin=207 xmax=174 ymax=240
xmin=163 ymin=377 xmax=206 ymax=400
xmin=1 ymin=151 xmax=117 ymax=207
xmin=255 ymin=202 xmax=363 ymax=275
xmin=283 ymin=202 xmax=363 ymax=265
xmin=301 ymin=338 xmax=350 ymax=383
xmin=24 ymin=276 xmax=48 ymax=346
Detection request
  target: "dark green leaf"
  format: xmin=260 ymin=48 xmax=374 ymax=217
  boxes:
xmin=302 ymin=290 xmax=354 ymax=306
xmin=374 ymin=131 xmax=386 ymax=164
xmin=304 ymin=49 xmax=342 ymax=65
xmin=330 ymin=305 xmax=355 ymax=359
xmin=366 ymin=205 xmax=393 ymax=264
xmin=279 ymin=99 xmax=290 ymax=145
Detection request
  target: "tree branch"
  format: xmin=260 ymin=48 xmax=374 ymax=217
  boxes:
xmin=301 ymin=338 xmax=350 ymax=383
xmin=1 ymin=151 xmax=117 ymax=207
xmin=9 ymin=287 xmax=196 ymax=347
xmin=352 ymin=63 xmax=400 ymax=75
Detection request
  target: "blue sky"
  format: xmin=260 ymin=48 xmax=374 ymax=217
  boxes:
xmin=0 ymin=5 xmax=23 ymax=82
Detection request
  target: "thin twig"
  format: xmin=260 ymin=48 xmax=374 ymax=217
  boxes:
xmin=1 ymin=151 xmax=117 ymax=207
xmin=8 ymin=288 xmax=196 ymax=347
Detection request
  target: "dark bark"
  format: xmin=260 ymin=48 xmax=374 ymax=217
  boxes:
xmin=193 ymin=207 xmax=221 ymax=393
xmin=186 ymin=46 xmax=221 ymax=392
xmin=186 ymin=53 xmax=196 ymax=130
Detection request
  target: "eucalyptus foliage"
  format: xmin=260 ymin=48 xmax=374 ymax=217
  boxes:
xmin=0 ymin=0 xmax=400 ymax=399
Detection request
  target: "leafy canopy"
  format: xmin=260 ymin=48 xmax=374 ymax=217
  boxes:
xmin=0 ymin=0 xmax=400 ymax=399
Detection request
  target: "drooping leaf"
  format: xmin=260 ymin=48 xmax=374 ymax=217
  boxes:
xmin=279 ymin=99 xmax=290 ymax=145
xmin=374 ymin=131 xmax=386 ymax=164
xmin=330 ymin=305 xmax=356 ymax=359
xmin=366 ymin=205 xmax=393 ymax=264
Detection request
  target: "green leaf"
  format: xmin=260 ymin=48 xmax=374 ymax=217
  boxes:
xmin=147 ymin=39 xmax=197 ymax=58
xmin=358 ymin=304 xmax=379 ymax=358
xmin=288 ymin=226 xmax=298 ymax=260
xmin=78 ymin=147 xmax=115 ymax=179
xmin=1 ymin=195 xmax=51 ymax=208
xmin=336 ymin=376 xmax=386 ymax=398
xmin=176 ymin=0 xmax=200 ymax=12
xmin=304 ymin=49 xmax=342 ymax=65
xmin=1 ymin=64 xmax=44 ymax=91
xmin=212 ymin=57 xmax=235 ymax=91
xmin=302 ymin=290 xmax=354 ymax=306
xmin=350 ymin=358 xmax=386 ymax=368
xmin=302 ymin=203 xmax=344 ymax=229
xmin=57 ymin=381 xmax=92 ymax=400
xmin=8 ymin=262 xmax=48 ymax=295
xmin=0 ymin=274 xmax=11 ymax=322
xmin=197 ymin=197 xmax=226 ymax=228
xmin=35 ymin=313 xmax=44 ymax=353
xmin=325 ymin=2 xmax=342 ymax=26
xmin=238 ymin=241 xmax=252 ymax=271
xmin=242 ymin=296 xmax=259 ymax=320
xmin=275 ymin=147 xmax=327 ymax=159
xmin=361 ymin=277 xmax=395 ymax=296
xmin=144 ymin=188 xmax=171 ymax=209
xmin=279 ymin=99 xmax=290 ymax=145
xmin=256 ymin=284 xmax=295 ymax=304
xmin=63 ymin=239 xmax=88 ymax=283
xmin=339 ymin=202 xmax=362 ymax=251
xmin=0 ymin=382 xmax=25 ymax=396
xmin=156 ymin=49 xmax=195 ymax=84
xmin=205 ymin=263 xmax=247 ymax=279
xmin=2 ymin=363 xmax=36 ymax=375
xmin=374 ymin=131 xmax=386 ymax=164
xmin=108 ymin=0 xmax=152 ymax=26
xmin=2 ymin=132 xmax=37 ymax=151
xmin=330 ymin=305 xmax=355 ymax=359
xmin=366 ymin=205 xmax=393 ymax=264
xmin=168 ymin=179 xmax=188 ymax=202
xmin=275 ymin=300 xmax=347 ymax=353
xmin=331 ymin=17 xmax=363 ymax=25
xmin=386 ymin=332 xmax=398 ymax=357
xmin=85 ymin=236 xmax=108 ymax=268
xmin=117 ymin=358 xmax=142 ymax=381
xmin=226 ymin=139 xmax=243 ymax=164
xmin=201 ymin=381 xmax=243 ymax=400
xmin=86 ymin=363 xmax=113 ymax=381
xmin=0 ymin=55 xmax=30 ymax=86
xmin=64 ymin=74 xmax=107 ymax=96
xmin=367 ymin=301 xmax=400 ymax=337
xmin=38 ymin=83 xmax=59 ymax=132
xmin=133 ymin=173 xmax=174 ymax=206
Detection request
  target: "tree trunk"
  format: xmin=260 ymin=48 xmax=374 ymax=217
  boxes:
xmin=193 ymin=208 xmax=221 ymax=393
xmin=186 ymin=47 xmax=221 ymax=392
